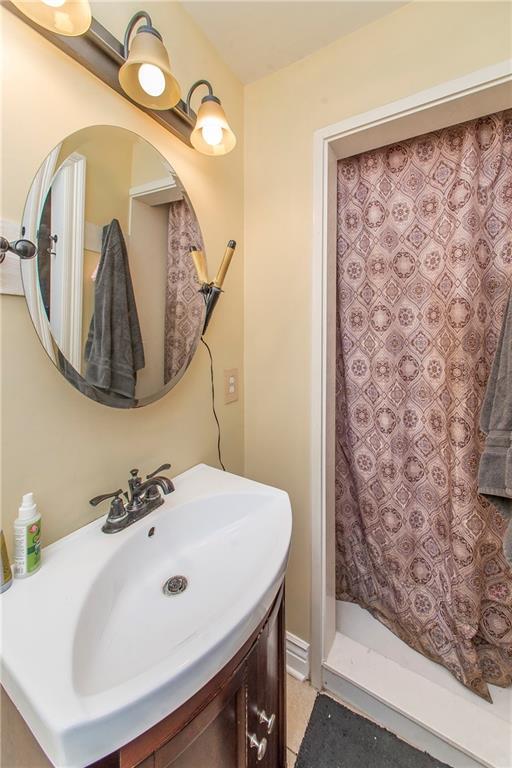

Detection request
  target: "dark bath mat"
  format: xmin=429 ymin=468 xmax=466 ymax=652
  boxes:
xmin=295 ymin=694 xmax=452 ymax=768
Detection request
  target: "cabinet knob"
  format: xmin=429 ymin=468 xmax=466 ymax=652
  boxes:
xmin=248 ymin=733 xmax=267 ymax=761
xmin=258 ymin=709 xmax=276 ymax=735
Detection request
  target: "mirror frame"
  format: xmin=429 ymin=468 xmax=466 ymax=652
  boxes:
xmin=21 ymin=124 xmax=206 ymax=408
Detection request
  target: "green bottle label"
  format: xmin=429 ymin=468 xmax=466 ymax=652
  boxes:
xmin=1 ymin=531 xmax=12 ymax=588
xmin=26 ymin=521 xmax=41 ymax=572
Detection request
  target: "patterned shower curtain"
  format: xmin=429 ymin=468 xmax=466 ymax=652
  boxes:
xmin=335 ymin=110 xmax=512 ymax=700
xmin=164 ymin=197 xmax=205 ymax=385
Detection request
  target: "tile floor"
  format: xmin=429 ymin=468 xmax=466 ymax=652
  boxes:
xmin=286 ymin=674 xmax=317 ymax=767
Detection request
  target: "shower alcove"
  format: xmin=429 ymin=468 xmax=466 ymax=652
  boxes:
xmin=311 ymin=61 xmax=512 ymax=768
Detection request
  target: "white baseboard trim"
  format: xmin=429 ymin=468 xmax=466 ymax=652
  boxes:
xmin=286 ymin=632 xmax=310 ymax=682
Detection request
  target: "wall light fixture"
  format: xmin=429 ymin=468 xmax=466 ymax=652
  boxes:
xmin=119 ymin=11 xmax=181 ymax=111
xmin=10 ymin=0 xmax=91 ymax=36
xmin=186 ymin=80 xmax=236 ymax=157
xmin=5 ymin=2 xmax=237 ymax=155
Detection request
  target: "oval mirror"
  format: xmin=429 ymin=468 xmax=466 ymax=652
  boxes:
xmin=22 ymin=125 xmax=206 ymax=408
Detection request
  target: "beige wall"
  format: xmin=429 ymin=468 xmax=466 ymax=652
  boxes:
xmin=131 ymin=135 xmax=174 ymax=189
xmin=0 ymin=2 xmax=244 ymax=550
xmin=59 ymin=126 xmax=134 ymax=232
xmin=1 ymin=0 xmax=511 ymax=646
xmin=244 ymin=0 xmax=512 ymax=641
xmin=129 ymin=198 xmax=168 ymax=399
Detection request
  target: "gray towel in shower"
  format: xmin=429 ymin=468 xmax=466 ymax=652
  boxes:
xmin=85 ymin=219 xmax=145 ymax=399
xmin=478 ymin=291 xmax=512 ymax=561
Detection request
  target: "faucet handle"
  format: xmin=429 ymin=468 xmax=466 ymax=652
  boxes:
xmin=89 ymin=489 xmax=123 ymax=507
xmin=146 ymin=463 xmax=171 ymax=479
xmin=128 ymin=468 xmax=142 ymax=495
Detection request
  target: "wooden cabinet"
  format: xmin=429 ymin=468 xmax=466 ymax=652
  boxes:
xmin=246 ymin=592 xmax=284 ymax=768
xmin=2 ymin=586 xmax=286 ymax=768
xmin=91 ymin=584 xmax=287 ymax=768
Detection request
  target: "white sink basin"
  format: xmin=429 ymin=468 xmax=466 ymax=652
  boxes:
xmin=1 ymin=464 xmax=291 ymax=767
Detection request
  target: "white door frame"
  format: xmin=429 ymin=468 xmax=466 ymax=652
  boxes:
xmin=310 ymin=60 xmax=512 ymax=690
xmin=49 ymin=151 xmax=86 ymax=372
xmin=21 ymin=148 xmax=86 ymax=371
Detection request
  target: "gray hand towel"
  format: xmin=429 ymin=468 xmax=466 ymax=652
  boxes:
xmin=58 ymin=351 xmax=135 ymax=408
xmin=85 ymin=219 xmax=145 ymax=399
xmin=478 ymin=292 xmax=512 ymax=561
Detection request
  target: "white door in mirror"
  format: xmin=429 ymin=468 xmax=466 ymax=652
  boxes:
xmin=48 ymin=153 xmax=86 ymax=373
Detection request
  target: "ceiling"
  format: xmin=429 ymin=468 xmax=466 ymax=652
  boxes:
xmin=180 ymin=1 xmax=408 ymax=84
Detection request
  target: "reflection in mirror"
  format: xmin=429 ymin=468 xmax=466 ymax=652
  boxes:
xmin=22 ymin=126 xmax=205 ymax=408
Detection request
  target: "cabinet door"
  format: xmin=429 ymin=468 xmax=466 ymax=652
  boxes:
xmin=123 ymin=657 xmax=249 ymax=768
xmin=119 ymin=588 xmax=285 ymax=768
xmin=246 ymin=595 xmax=286 ymax=768
xmin=155 ymin=686 xmax=245 ymax=768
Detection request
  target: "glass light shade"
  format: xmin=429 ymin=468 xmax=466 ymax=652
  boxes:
xmin=11 ymin=0 xmax=91 ymax=36
xmin=190 ymin=99 xmax=236 ymax=157
xmin=119 ymin=31 xmax=181 ymax=110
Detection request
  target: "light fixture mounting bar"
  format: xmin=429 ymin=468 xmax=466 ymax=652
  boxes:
xmin=3 ymin=1 xmax=196 ymax=146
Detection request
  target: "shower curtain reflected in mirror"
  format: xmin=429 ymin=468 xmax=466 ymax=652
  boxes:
xmin=164 ymin=197 xmax=205 ymax=385
xmin=335 ymin=110 xmax=512 ymax=700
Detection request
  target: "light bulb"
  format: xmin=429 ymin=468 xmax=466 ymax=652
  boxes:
xmin=42 ymin=0 xmax=66 ymax=6
xmin=137 ymin=63 xmax=166 ymax=98
xmin=201 ymin=120 xmax=223 ymax=147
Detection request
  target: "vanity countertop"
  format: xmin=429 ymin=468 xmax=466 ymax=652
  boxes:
xmin=1 ymin=464 xmax=292 ymax=768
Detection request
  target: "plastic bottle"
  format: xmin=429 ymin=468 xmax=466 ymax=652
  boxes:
xmin=14 ymin=493 xmax=42 ymax=578
xmin=1 ymin=531 xmax=13 ymax=592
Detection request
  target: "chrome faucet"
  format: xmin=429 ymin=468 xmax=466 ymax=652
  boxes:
xmin=90 ymin=463 xmax=175 ymax=534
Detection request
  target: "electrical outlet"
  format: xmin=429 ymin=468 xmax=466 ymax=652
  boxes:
xmin=224 ymin=368 xmax=239 ymax=404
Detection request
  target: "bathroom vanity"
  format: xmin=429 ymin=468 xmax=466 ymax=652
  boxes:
xmin=1 ymin=465 xmax=292 ymax=768
xmin=3 ymin=585 xmax=285 ymax=768
xmin=95 ymin=585 xmax=285 ymax=768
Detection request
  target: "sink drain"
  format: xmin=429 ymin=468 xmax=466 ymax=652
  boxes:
xmin=162 ymin=575 xmax=188 ymax=596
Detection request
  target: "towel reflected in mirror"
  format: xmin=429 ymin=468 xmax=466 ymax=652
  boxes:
xmin=84 ymin=218 xmax=145 ymax=402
